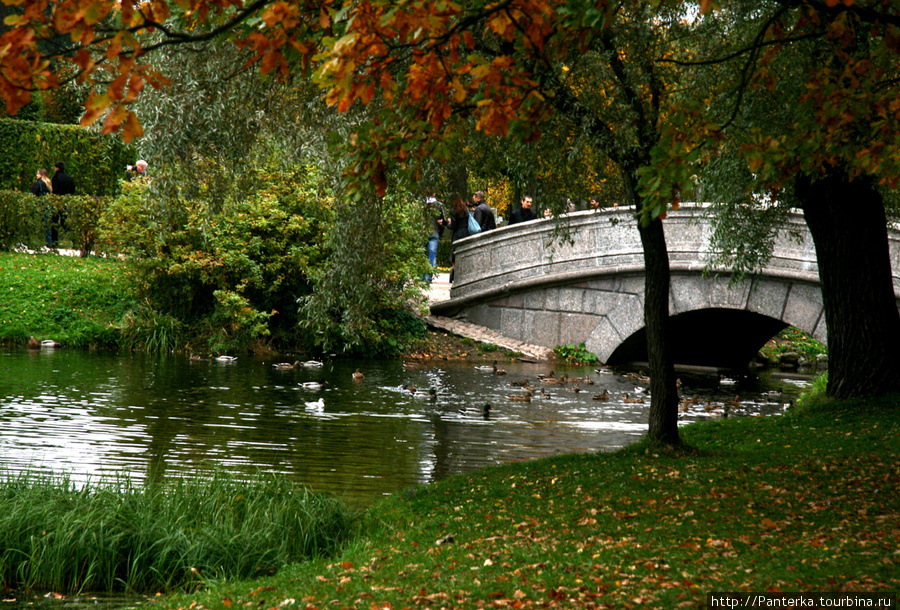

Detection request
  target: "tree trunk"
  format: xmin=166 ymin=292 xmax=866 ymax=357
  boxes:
xmin=795 ymin=169 xmax=900 ymax=398
xmin=624 ymin=171 xmax=681 ymax=445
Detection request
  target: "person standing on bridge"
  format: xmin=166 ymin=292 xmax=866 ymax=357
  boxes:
xmin=445 ymin=194 xmax=471 ymax=283
xmin=473 ymin=190 xmax=496 ymax=232
xmin=509 ymin=195 xmax=537 ymax=225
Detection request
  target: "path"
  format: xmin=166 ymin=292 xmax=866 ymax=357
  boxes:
xmin=424 ymin=273 xmax=555 ymax=362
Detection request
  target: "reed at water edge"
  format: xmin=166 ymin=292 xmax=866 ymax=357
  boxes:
xmin=0 ymin=470 xmax=356 ymax=595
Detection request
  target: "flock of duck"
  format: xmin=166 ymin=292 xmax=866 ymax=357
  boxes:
xmin=186 ymin=353 xmax=791 ymax=419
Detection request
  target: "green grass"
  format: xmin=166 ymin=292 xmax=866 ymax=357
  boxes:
xmin=154 ymin=394 xmax=899 ymax=610
xmin=0 ymin=251 xmax=137 ymax=348
xmin=0 ymin=471 xmax=356 ymax=595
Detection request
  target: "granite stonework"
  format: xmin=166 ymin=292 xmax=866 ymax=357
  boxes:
xmin=433 ymin=204 xmax=900 ymax=364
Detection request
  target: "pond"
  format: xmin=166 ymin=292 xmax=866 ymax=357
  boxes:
xmin=0 ymin=348 xmax=811 ymax=507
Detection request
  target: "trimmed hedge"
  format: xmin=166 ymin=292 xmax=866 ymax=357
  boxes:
xmin=0 ymin=190 xmax=110 ymax=255
xmin=0 ymin=118 xmax=134 ymax=196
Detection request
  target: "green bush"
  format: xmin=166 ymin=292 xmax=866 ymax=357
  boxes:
xmin=0 ymin=191 xmax=111 ymax=254
xmin=0 ymin=118 xmax=133 ymax=196
xmin=554 ymin=342 xmax=599 ymax=365
xmin=0 ymin=190 xmax=44 ymax=250
xmin=97 ymin=165 xmax=332 ymax=353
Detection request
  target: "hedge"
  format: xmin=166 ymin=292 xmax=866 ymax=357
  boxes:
xmin=0 ymin=118 xmax=134 ymax=196
xmin=0 ymin=190 xmax=111 ymax=256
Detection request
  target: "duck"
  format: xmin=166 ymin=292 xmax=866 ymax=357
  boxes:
xmin=592 ymin=389 xmax=610 ymax=401
xmin=403 ymin=361 xmax=426 ymax=369
xmin=190 ymin=353 xmax=203 ymax=361
xmin=214 ymin=354 xmax=237 ymax=362
xmin=304 ymin=398 xmax=325 ymax=411
xmin=507 ymin=391 xmax=532 ymax=402
xmin=301 ymin=378 xmax=326 ymax=390
xmin=723 ymin=395 xmax=741 ymax=409
xmin=494 ymin=365 xmax=508 ymax=376
xmin=28 ymin=336 xmax=40 ymax=349
xmin=475 ymin=360 xmax=498 ymax=372
xmin=41 ymin=339 xmax=61 ymax=348
xmin=460 ymin=404 xmax=492 ymax=418
xmin=412 ymin=388 xmax=437 ymax=400
xmin=568 ymin=384 xmax=582 ymax=393
xmin=509 ymin=379 xmax=532 ymax=388
xmin=402 ymin=383 xmax=418 ymax=394
xmin=302 ymin=360 xmax=324 ymax=369
xmin=273 ymin=360 xmax=301 ymax=369
xmin=541 ymin=373 xmax=568 ymax=384
xmin=352 ymin=368 xmax=365 ymax=381
xmin=625 ymin=371 xmax=650 ymax=384
xmin=538 ymin=388 xmax=552 ymax=399
xmin=622 ymin=392 xmax=644 ymax=404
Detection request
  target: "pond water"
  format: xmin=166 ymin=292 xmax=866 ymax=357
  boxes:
xmin=0 ymin=348 xmax=812 ymax=507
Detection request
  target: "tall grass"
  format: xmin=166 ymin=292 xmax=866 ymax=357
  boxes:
xmin=0 ymin=470 xmax=356 ymax=595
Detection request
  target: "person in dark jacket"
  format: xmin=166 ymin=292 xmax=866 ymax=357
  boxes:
xmin=446 ymin=194 xmax=471 ymax=283
xmin=472 ymin=190 xmax=496 ymax=231
xmin=509 ymin=195 xmax=537 ymax=225
xmin=51 ymin=162 xmax=75 ymax=195
xmin=50 ymin=162 xmax=75 ymax=245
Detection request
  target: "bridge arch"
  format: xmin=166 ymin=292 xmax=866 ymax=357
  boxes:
xmin=430 ymin=204 xmax=900 ymax=368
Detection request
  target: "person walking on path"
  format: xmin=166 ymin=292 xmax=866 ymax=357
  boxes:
xmin=31 ymin=168 xmax=54 ymax=247
xmin=509 ymin=195 xmax=537 ymax=225
xmin=425 ymin=195 xmax=446 ymax=282
xmin=472 ymin=190 xmax=496 ymax=231
xmin=51 ymin=162 xmax=75 ymax=195
xmin=50 ymin=162 xmax=75 ymax=245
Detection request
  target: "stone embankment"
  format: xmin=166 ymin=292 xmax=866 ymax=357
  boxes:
xmin=425 ymin=273 xmax=555 ymax=361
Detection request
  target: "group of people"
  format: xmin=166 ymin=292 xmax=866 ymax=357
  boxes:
xmin=30 ymin=162 xmax=75 ymax=248
xmin=30 ymin=159 xmax=150 ymax=249
xmin=424 ymin=191 xmax=614 ymax=282
xmin=427 ymin=191 xmax=541 ymax=282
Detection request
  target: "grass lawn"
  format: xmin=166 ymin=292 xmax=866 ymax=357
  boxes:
xmin=156 ymin=393 xmax=899 ymax=610
xmin=0 ymin=251 xmax=136 ymax=347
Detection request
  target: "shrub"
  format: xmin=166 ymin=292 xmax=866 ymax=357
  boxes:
xmin=0 ymin=190 xmax=43 ymax=250
xmin=554 ymin=342 xmax=599 ymax=365
xmin=97 ymin=165 xmax=332 ymax=353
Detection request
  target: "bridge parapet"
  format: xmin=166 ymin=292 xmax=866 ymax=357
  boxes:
xmin=432 ymin=203 xmax=900 ymax=367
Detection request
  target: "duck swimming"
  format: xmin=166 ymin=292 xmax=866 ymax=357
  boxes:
xmin=592 ymin=389 xmax=610 ymax=401
xmin=301 ymin=378 xmax=326 ymax=390
xmin=352 ymin=368 xmax=365 ymax=381
xmin=506 ymin=391 xmax=532 ymax=402
xmin=304 ymin=398 xmax=325 ymax=411
xmin=302 ymin=360 xmax=324 ymax=368
xmin=214 ymin=354 xmax=237 ymax=362
xmin=413 ymin=388 xmax=438 ymax=400
xmin=273 ymin=360 xmax=301 ymax=369
xmin=475 ymin=360 xmax=498 ymax=372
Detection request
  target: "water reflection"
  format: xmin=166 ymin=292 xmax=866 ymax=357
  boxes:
xmin=0 ymin=349 xmax=810 ymax=506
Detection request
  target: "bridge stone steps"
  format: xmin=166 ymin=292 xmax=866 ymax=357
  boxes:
xmin=425 ymin=272 xmax=555 ymax=361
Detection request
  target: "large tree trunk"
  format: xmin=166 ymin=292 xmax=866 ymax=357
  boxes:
xmin=795 ymin=169 xmax=900 ymax=398
xmin=624 ymin=171 xmax=681 ymax=445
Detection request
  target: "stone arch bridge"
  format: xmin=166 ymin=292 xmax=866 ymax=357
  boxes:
xmin=430 ymin=203 xmax=900 ymax=368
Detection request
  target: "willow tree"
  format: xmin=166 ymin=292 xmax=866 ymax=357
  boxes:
xmin=653 ymin=0 xmax=900 ymax=398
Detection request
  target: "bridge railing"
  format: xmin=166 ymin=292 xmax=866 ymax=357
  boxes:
xmin=449 ymin=203 xmax=837 ymax=304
